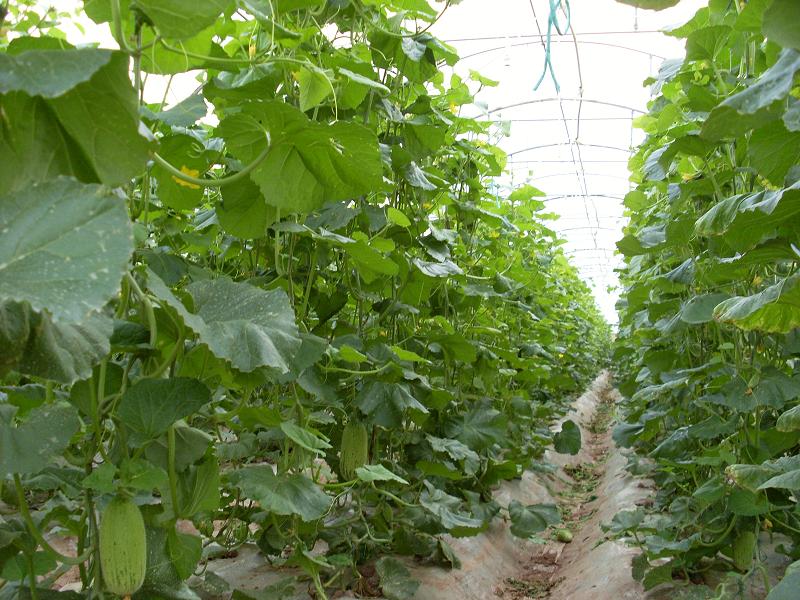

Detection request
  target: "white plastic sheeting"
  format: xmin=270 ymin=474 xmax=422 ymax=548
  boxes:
xmin=433 ymin=0 xmax=707 ymax=322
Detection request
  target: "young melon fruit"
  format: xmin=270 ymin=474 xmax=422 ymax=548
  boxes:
xmin=340 ymin=422 xmax=369 ymax=481
xmin=732 ymin=531 xmax=756 ymax=572
xmin=99 ymin=496 xmax=147 ymax=597
xmin=556 ymin=528 xmax=573 ymax=543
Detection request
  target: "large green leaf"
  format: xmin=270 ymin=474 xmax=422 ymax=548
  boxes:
xmin=228 ymin=466 xmax=331 ymax=521
xmin=508 ymin=501 xmax=561 ymax=538
xmin=0 ymin=93 xmax=96 ymax=195
xmin=0 ymin=178 xmax=133 ymax=323
xmin=419 ymin=481 xmax=483 ymax=530
xmin=0 ymin=48 xmax=112 ymax=97
xmin=375 ymin=557 xmax=420 ymax=600
xmin=147 ymin=273 xmax=302 ymax=374
xmin=132 ymin=0 xmax=232 ymax=39
xmin=553 ymin=419 xmax=581 ymax=455
xmin=0 ymin=402 xmax=80 ymax=477
xmin=680 ymin=293 xmax=731 ymax=324
xmin=714 ymin=275 xmax=800 ymax=333
xmin=217 ymin=177 xmax=276 ymax=238
xmin=694 ymin=183 xmax=800 ymax=250
xmin=777 ymin=405 xmax=800 ymax=432
xmin=763 ymin=0 xmax=800 ymax=50
xmin=117 ymin=377 xmax=212 ymax=438
xmin=218 ymin=101 xmax=384 ymax=216
xmin=748 ymin=121 xmax=800 ymax=184
xmin=297 ymin=66 xmax=332 ymax=112
xmin=0 ymin=303 xmax=112 ymax=384
xmin=356 ymin=381 xmax=428 ymax=428
xmin=714 ymin=49 xmax=800 ymax=115
xmin=47 ymin=52 xmax=151 ymax=186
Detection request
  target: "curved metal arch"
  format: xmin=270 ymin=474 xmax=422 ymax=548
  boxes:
xmin=508 ymin=159 xmax=630 ymax=164
xmin=526 ymin=172 xmax=632 ymax=181
xmin=543 ymin=194 xmax=626 ymax=202
xmin=443 ymin=30 xmax=667 ymax=43
xmin=488 ymin=98 xmax=645 ymax=115
xmin=460 ymin=39 xmax=666 ymax=62
xmin=508 ymin=142 xmax=633 ymax=157
xmin=558 ymin=226 xmax=620 ymax=232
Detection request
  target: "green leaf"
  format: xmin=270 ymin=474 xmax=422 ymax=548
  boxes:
xmin=711 ymin=49 xmax=800 ymax=116
xmin=412 ymin=258 xmax=463 ymax=278
xmin=0 ymin=177 xmax=133 ymax=323
xmin=228 ymin=466 xmax=331 ymax=522
xmin=147 ymin=273 xmax=302 ymax=374
xmin=694 ymin=184 xmax=800 ymax=251
xmin=643 ymin=563 xmax=674 ymax=591
xmin=763 ymin=0 xmax=800 ymax=50
xmin=47 ymin=52 xmax=152 ymax=186
xmin=217 ymin=177 xmax=275 ymax=239
xmin=0 ymin=48 xmax=112 ymax=97
xmin=758 ymin=469 xmax=800 ymax=491
xmin=553 ymin=419 xmax=582 ymax=455
xmin=777 ymin=405 xmax=800 ymax=432
xmin=375 ymin=556 xmax=420 ymax=600
xmin=729 ymin=488 xmax=770 ymax=515
xmin=132 ymin=0 xmax=231 ymax=39
xmin=419 ymin=481 xmax=483 ymax=530
xmin=748 ymin=121 xmax=800 ymax=184
xmin=714 ymin=274 xmax=800 ymax=333
xmin=151 ymin=93 xmax=207 ymax=127
xmin=508 ymin=500 xmax=560 ymax=538
xmin=81 ymin=462 xmax=116 ymax=493
xmin=0 ymin=301 xmax=112 ymax=384
xmin=279 ymin=422 xmax=331 ymax=455
xmin=343 ymin=241 xmax=399 ymax=281
xmin=445 ymin=406 xmax=505 ymax=450
xmin=357 ymin=381 xmax=428 ymax=428
xmin=387 ymin=206 xmax=411 ymax=227
xmin=173 ymin=456 xmax=220 ymax=517
xmin=0 ymin=402 xmax=80 ymax=477
xmin=337 ymin=67 xmax=390 ymax=95
xmin=0 ymin=93 xmax=95 ymax=195
xmin=680 ymin=293 xmax=731 ymax=324
xmin=751 ymin=368 xmax=800 ymax=409
xmin=117 ymin=378 xmax=211 ymax=438
xmin=355 ymin=464 xmax=409 ymax=484
xmin=218 ymin=101 xmax=384 ymax=216
xmin=296 ymin=66 xmax=332 ymax=112
xmin=145 ymin=425 xmax=212 ymax=471
xmin=167 ymin=528 xmax=202 ymax=580
xmin=337 ymin=344 xmax=367 ymax=363
xmin=767 ymin=561 xmax=800 ymax=600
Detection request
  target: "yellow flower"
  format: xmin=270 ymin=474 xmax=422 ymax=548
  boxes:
xmin=173 ymin=166 xmax=201 ymax=189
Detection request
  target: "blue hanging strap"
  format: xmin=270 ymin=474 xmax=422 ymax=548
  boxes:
xmin=533 ymin=0 xmax=571 ymax=93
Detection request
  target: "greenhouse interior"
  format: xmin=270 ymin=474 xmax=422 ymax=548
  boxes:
xmin=1 ymin=0 xmax=799 ymax=598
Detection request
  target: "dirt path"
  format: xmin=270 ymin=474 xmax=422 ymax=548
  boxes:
xmin=498 ymin=378 xmax=652 ymax=600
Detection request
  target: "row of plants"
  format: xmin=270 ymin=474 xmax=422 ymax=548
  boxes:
xmin=613 ymin=0 xmax=800 ymax=597
xmin=0 ymin=1 xmax=611 ymax=598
